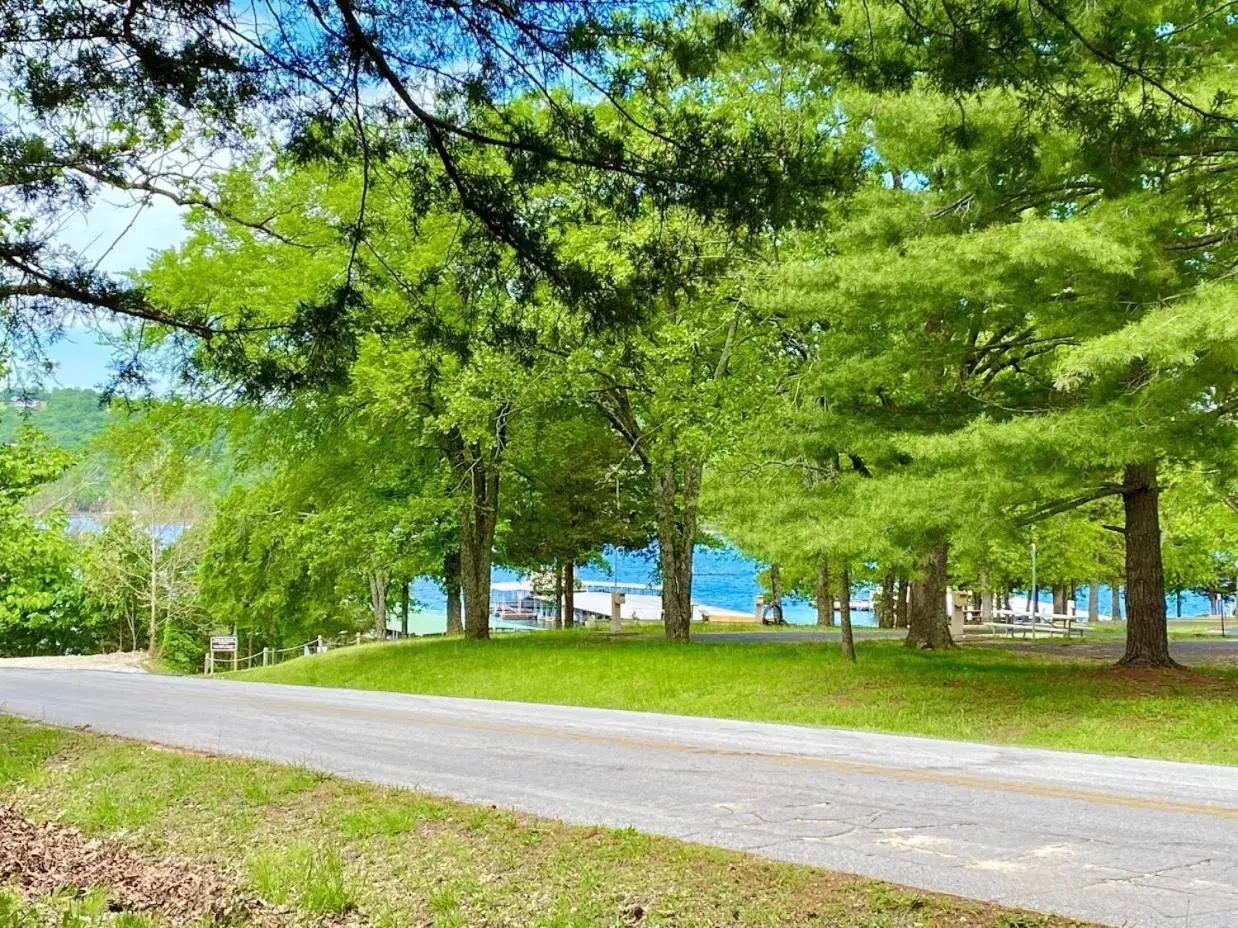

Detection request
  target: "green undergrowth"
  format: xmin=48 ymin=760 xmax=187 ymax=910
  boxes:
xmin=239 ymin=632 xmax=1238 ymax=765
xmin=0 ymin=888 xmax=160 ymax=928
xmin=0 ymin=715 xmax=1090 ymax=927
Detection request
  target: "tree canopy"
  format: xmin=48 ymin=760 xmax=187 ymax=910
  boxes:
xmin=0 ymin=0 xmax=1234 ymax=668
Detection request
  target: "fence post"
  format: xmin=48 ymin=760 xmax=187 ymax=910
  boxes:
xmin=317 ymin=634 xmax=325 ymax=653
xmin=204 ymin=652 xmax=211 ymax=675
xmin=262 ymin=647 xmax=270 ymax=667
xmin=356 ymin=632 xmax=362 ymax=647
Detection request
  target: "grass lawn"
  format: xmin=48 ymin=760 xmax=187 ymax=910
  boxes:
xmin=239 ymin=632 xmax=1238 ymax=765
xmin=0 ymin=715 xmax=1091 ymax=927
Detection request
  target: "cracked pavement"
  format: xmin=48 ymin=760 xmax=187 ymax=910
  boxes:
xmin=1 ymin=670 xmax=1235 ymax=927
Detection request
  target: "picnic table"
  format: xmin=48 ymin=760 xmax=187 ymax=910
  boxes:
xmin=983 ymin=611 xmax=1087 ymax=639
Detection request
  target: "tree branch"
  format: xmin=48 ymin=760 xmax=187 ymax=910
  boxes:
xmin=1017 ymin=483 xmax=1126 ymax=525
xmin=1033 ymin=0 xmax=1237 ymax=127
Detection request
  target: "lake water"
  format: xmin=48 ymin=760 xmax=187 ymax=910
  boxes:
xmin=399 ymin=544 xmax=1224 ymax=636
xmin=66 ymin=516 xmax=1226 ymax=633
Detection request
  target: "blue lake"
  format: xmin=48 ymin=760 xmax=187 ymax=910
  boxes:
xmin=66 ymin=516 xmax=1226 ymax=634
xmin=401 ymin=544 xmax=1224 ymax=636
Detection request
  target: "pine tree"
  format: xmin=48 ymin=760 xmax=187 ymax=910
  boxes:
xmin=743 ymin=0 xmax=1237 ymax=666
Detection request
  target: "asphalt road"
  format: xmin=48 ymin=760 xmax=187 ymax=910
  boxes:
xmin=1 ymin=671 xmax=1236 ymax=927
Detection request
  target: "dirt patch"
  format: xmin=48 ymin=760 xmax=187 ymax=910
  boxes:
xmin=0 ymin=652 xmax=149 ymax=672
xmin=0 ymin=806 xmax=320 ymax=925
xmin=974 ymin=638 xmax=1238 ymax=668
xmin=1078 ymin=666 xmax=1238 ymax=696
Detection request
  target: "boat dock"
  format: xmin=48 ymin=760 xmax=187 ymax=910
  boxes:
xmin=491 ymin=580 xmax=753 ymax=626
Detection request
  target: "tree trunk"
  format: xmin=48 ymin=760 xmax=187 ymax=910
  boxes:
xmin=839 ymin=563 xmax=856 ymax=662
xmin=980 ymin=590 xmax=994 ymax=621
xmin=443 ymin=425 xmax=503 ymax=641
xmin=401 ymin=580 xmax=410 ymax=637
xmin=564 ymin=561 xmax=575 ymax=629
xmin=459 ymin=556 xmax=491 ymax=639
xmin=895 ymin=576 xmax=909 ymax=628
xmin=444 ymin=550 xmax=463 ymax=636
xmin=1088 ymin=581 xmax=1100 ymax=623
xmin=905 ymin=544 xmax=953 ymax=650
xmin=769 ymin=562 xmax=782 ymax=610
xmin=369 ymin=572 xmax=388 ymax=638
xmin=458 ymin=462 xmax=500 ymax=641
xmin=1052 ymin=583 xmax=1068 ymax=617
xmin=148 ymin=520 xmax=159 ymax=659
xmin=816 ymin=557 xmax=834 ymax=627
xmin=878 ymin=567 xmax=895 ymax=628
xmin=655 ymin=460 xmax=700 ymax=642
xmin=1111 ymin=582 xmax=1122 ymax=622
xmin=1118 ymin=461 xmax=1176 ymax=667
xmin=553 ymin=562 xmax=564 ymax=630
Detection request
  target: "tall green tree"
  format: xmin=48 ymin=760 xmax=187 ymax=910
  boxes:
xmin=94 ymin=406 xmax=217 ymax=658
xmin=740 ymin=0 xmax=1237 ymax=666
xmin=500 ymin=401 xmax=655 ymax=625
xmin=0 ymin=427 xmax=95 ymax=656
xmin=144 ymin=159 xmax=568 ymax=638
xmin=562 ymin=267 xmax=778 ymax=640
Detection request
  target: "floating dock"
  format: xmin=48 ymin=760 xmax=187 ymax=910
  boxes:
xmin=491 ymin=580 xmax=753 ymax=625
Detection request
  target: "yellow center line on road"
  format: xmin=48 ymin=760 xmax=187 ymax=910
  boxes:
xmin=250 ymin=694 xmax=1238 ymax=821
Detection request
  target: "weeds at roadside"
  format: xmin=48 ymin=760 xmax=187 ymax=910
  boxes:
xmin=0 ymin=715 xmax=1097 ymax=928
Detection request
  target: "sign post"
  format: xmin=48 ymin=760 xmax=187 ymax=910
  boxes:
xmin=610 ymin=590 xmax=625 ymax=633
xmin=949 ymin=589 xmax=968 ymax=641
xmin=207 ymin=635 xmax=238 ymax=675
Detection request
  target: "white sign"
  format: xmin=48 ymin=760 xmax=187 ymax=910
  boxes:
xmin=210 ymin=635 xmax=238 ymax=651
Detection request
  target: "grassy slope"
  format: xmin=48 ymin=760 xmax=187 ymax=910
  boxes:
xmin=0 ymin=716 xmax=1090 ymax=928
xmin=240 ymin=633 xmax=1238 ymax=765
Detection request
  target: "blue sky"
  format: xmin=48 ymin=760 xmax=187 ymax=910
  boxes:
xmin=45 ymin=333 xmax=118 ymax=390
xmin=22 ymin=190 xmax=188 ymax=391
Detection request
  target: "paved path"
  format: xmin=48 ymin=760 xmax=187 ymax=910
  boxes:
xmin=1 ymin=671 xmax=1236 ymax=927
xmin=695 ymin=629 xmax=906 ymax=643
xmin=700 ymin=630 xmax=1238 ymax=666
xmin=973 ymin=638 xmax=1238 ymax=666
